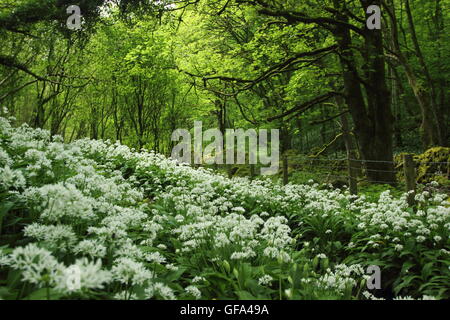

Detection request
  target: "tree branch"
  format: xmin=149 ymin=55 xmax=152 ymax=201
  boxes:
xmin=267 ymin=92 xmax=340 ymax=122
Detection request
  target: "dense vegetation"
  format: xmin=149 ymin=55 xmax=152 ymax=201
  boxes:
xmin=0 ymin=117 xmax=448 ymax=300
xmin=0 ymin=0 xmax=449 ymax=300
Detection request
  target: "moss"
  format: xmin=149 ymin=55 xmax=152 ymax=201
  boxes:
xmin=416 ymin=147 xmax=450 ymax=185
xmin=396 ymin=147 xmax=449 ymax=186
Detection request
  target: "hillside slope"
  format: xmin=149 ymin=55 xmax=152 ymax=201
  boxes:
xmin=0 ymin=117 xmax=449 ymax=300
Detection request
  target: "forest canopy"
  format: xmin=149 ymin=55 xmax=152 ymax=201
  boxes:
xmin=0 ymin=0 xmax=449 ymax=184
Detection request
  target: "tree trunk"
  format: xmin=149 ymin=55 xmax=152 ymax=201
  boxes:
xmin=333 ymin=1 xmax=396 ymax=184
xmin=281 ymin=126 xmax=290 ymax=185
xmin=385 ymin=0 xmax=443 ymax=147
xmin=404 ymin=0 xmax=444 ymax=146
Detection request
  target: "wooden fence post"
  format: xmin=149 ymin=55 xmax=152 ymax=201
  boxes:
xmin=348 ymin=158 xmax=358 ymax=195
xmin=250 ymin=163 xmax=256 ymax=180
xmin=282 ymin=153 xmax=289 ymax=185
xmin=403 ymin=154 xmax=416 ymax=206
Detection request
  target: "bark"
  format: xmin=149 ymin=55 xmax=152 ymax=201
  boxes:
xmin=333 ymin=0 xmax=396 ymax=183
xmin=385 ymin=0 xmax=443 ymax=147
xmin=281 ymin=126 xmax=291 ymax=185
xmin=389 ymin=65 xmax=404 ymax=148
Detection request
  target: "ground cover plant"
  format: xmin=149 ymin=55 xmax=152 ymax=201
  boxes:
xmin=0 ymin=117 xmax=448 ymax=300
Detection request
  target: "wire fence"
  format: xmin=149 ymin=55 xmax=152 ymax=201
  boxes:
xmin=277 ymin=154 xmax=450 ymax=195
xmin=202 ymin=152 xmax=450 ymax=195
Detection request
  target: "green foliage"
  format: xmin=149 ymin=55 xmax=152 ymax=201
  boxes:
xmin=1 ymin=118 xmax=448 ymax=300
xmin=0 ymin=0 xmax=449 ymax=301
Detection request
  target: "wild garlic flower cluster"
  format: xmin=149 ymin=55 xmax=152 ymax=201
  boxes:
xmin=314 ymin=264 xmax=366 ymax=294
xmin=0 ymin=117 xmax=448 ymax=300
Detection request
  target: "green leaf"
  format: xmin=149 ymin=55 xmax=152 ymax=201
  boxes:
xmin=165 ymin=267 xmax=187 ymax=282
xmin=23 ymin=288 xmax=62 ymax=300
xmin=235 ymin=290 xmax=256 ymax=300
xmin=0 ymin=201 xmax=15 ymax=235
xmin=421 ymin=262 xmax=435 ymax=280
